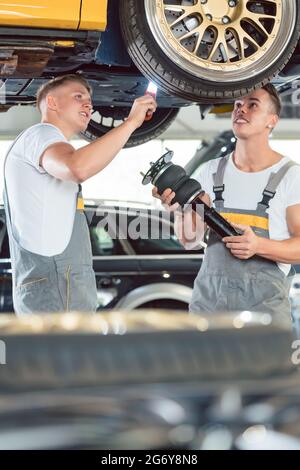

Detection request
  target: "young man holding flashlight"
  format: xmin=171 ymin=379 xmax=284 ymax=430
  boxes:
xmin=4 ymin=74 xmax=157 ymax=315
xmin=153 ymin=84 xmax=300 ymax=321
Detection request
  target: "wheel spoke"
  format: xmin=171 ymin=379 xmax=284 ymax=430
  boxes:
xmin=221 ymin=38 xmax=232 ymax=63
xmin=167 ymin=4 xmax=202 ymax=28
xmin=179 ymin=29 xmax=196 ymax=42
xmin=234 ymin=23 xmax=260 ymax=49
xmin=193 ymin=28 xmax=204 ymax=55
xmin=248 ymin=11 xmax=276 ymax=19
xmin=169 ymin=7 xmax=199 ymax=28
xmin=179 ymin=18 xmax=208 ymax=44
xmin=207 ymin=31 xmax=220 ymax=61
xmin=169 ymin=13 xmax=187 ymax=29
xmin=169 ymin=11 xmax=196 ymax=29
xmin=253 ymin=19 xmax=270 ymax=37
xmin=229 ymin=28 xmax=244 ymax=60
xmin=164 ymin=0 xmax=200 ymax=13
xmin=246 ymin=11 xmax=274 ymax=35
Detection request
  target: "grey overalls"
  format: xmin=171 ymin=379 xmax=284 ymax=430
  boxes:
xmin=189 ymin=155 xmax=297 ymax=322
xmin=3 ymin=133 xmax=98 ymax=315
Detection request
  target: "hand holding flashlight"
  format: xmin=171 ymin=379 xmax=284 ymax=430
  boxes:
xmin=126 ymin=89 xmax=157 ymax=130
xmin=144 ymin=82 xmax=158 ymax=121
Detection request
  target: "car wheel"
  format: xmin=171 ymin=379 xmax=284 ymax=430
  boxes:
xmin=81 ymin=106 xmax=179 ymax=148
xmin=120 ymin=0 xmax=300 ymax=102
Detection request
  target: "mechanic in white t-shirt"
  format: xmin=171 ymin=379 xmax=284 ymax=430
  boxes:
xmin=4 ymin=74 xmax=157 ymax=315
xmin=153 ymin=84 xmax=300 ymax=322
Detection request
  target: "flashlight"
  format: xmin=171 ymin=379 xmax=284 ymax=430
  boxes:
xmin=144 ymin=81 xmax=157 ymax=121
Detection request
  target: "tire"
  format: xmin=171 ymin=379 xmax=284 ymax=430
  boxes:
xmin=0 ymin=312 xmax=296 ymax=392
xmin=120 ymin=0 xmax=300 ymax=103
xmin=81 ymin=106 xmax=179 ymax=148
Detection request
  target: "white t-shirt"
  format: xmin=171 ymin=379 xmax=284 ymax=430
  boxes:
xmin=194 ymin=153 xmax=300 ymax=275
xmin=4 ymin=123 xmax=78 ymax=256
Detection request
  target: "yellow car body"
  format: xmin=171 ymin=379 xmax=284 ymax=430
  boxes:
xmin=0 ymin=0 xmax=107 ymax=30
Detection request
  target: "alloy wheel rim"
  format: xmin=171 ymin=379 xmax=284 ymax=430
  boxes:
xmin=144 ymin=0 xmax=296 ymax=82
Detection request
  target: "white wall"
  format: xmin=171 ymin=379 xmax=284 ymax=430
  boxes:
xmin=0 ymin=138 xmax=300 ymax=204
xmin=0 ymin=139 xmax=200 ymax=204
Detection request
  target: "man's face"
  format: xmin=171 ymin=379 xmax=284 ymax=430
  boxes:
xmin=49 ymin=81 xmax=93 ymax=133
xmin=232 ymin=89 xmax=278 ymax=140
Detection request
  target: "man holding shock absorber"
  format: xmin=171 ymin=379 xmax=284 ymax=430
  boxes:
xmin=153 ymin=84 xmax=300 ymax=322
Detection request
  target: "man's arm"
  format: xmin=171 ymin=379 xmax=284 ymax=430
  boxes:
xmin=153 ymin=187 xmax=210 ymax=249
xmin=223 ymin=203 xmax=300 ymax=263
xmin=257 ymin=204 xmax=300 ymax=263
xmin=40 ymin=95 xmax=156 ymax=183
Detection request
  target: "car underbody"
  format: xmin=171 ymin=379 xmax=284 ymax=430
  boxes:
xmin=1 ymin=0 xmax=300 ymax=148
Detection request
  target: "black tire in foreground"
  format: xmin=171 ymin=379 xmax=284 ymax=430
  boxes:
xmin=0 ymin=311 xmax=296 ymax=392
xmin=120 ymin=0 xmax=300 ymax=102
xmin=81 ymin=106 xmax=179 ymax=148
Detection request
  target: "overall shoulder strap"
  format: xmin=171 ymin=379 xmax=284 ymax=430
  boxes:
xmin=212 ymin=154 xmax=231 ymax=207
xmin=257 ymin=160 xmax=298 ymax=212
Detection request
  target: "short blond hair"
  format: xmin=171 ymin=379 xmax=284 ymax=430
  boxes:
xmin=36 ymin=74 xmax=92 ymax=111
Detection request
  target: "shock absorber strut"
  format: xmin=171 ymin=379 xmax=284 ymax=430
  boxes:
xmin=141 ymin=150 xmax=239 ymax=238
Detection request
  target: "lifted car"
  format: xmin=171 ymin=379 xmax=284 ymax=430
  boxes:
xmin=0 ymin=0 xmax=300 ymax=147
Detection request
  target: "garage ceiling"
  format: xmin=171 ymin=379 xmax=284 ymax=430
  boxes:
xmin=0 ymin=104 xmax=299 ymax=141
